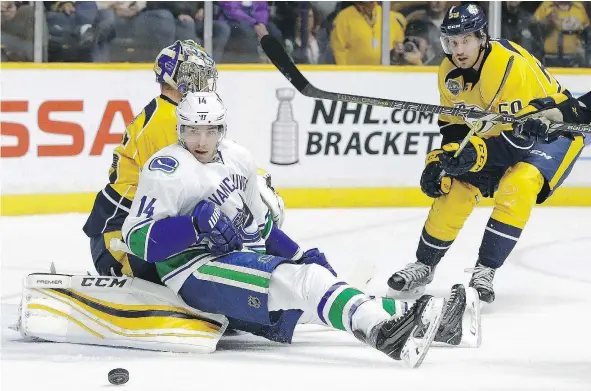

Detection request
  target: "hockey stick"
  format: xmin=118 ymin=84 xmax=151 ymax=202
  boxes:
xmin=260 ymin=35 xmax=591 ymax=135
xmin=444 ymin=55 xmax=515 ymax=162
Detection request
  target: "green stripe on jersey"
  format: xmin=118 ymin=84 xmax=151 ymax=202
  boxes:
xmin=197 ymin=264 xmax=270 ymax=288
xmin=261 ymin=215 xmax=273 ymax=239
xmin=155 ymin=249 xmax=205 ymax=279
xmin=381 ymin=298 xmax=397 ymax=316
xmin=328 ymin=287 xmax=363 ymax=331
xmin=128 ymin=224 xmax=152 ymax=259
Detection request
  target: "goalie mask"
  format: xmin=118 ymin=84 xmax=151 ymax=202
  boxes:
xmin=154 ymin=40 xmax=218 ymax=93
xmin=176 ymin=92 xmax=227 ymax=163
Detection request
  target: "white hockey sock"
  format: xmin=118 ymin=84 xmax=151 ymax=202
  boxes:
xmin=351 ymin=300 xmax=390 ymax=337
xmin=350 ymin=298 xmax=416 ymax=337
xmin=374 ymin=297 xmax=414 ymax=319
xmin=268 ymin=263 xmax=390 ymax=333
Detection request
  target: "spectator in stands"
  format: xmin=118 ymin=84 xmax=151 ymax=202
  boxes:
xmin=501 ymin=2 xmax=537 ymax=56
xmin=406 ymin=1 xmax=448 ymax=28
xmin=330 ymin=1 xmax=405 ymax=65
xmin=140 ymin=2 xmax=199 ymax=45
xmin=111 ymin=1 xmax=145 ymax=39
xmin=533 ymin=1 xmax=590 ymax=67
xmin=218 ymin=1 xmax=282 ymax=63
xmin=194 ymin=3 xmax=231 ymax=62
xmin=45 ymin=1 xmax=115 ymax=62
xmin=312 ymin=1 xmax=337 ymax=23
xmin=316 ymin=2 xmax=352 ymax=64
xmin=391 ymin=19 xmax=441 ymax=66
xmin=1 ymin=1 xmax=46 ymax=61
xmin=402 ymin=1 xmax=447 ymax=65
xmin=107 ymin=2 xmax=153 ymax=62
xmin=284 ymin=5 xmax=320 ymax=64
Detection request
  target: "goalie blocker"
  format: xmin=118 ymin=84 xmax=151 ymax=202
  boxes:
xmin=14 ymin=273 xmax=228 ymax=353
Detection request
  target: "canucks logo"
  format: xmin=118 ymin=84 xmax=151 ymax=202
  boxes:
xmin=149 ymin=156 xmax=179 ymax=173
xmin=232 ymin=195 xmax=261 ymax=243
xmin=446 ymin=79 xmax=462 ymax=96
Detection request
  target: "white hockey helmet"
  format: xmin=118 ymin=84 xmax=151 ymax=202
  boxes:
xmin=176 ymin=91 xmax=227 ymax=147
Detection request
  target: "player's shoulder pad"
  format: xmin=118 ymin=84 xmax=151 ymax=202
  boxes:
xmin=144 ymin=144 xmax=194 ymax=177
xmin=437 ymin=56 xmax=456 ymax=80
xmin=142 ymin=95 xmax=177 ymax=133
xmin=480 ymin=40 xmax=528 ymax=102
xmin=218 ymin=139 xmax=256 ymax=171
xmin=438 ymin=56 xmax=461 ymax=98
xmin=219 ymin=139 xmax=252 ymax=159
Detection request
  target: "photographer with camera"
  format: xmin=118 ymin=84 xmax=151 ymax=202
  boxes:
xmin=391 ymin=19 xmax=444 ymax=66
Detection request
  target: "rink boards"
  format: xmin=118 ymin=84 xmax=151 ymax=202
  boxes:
xmin=1 ymin=64 xmax=590 ymax=215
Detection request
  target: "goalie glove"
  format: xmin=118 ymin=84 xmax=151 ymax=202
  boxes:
xmin=257 ymin=169 xmax=285 ymax=229
xmin=513 ymin=92 xmax=585 ymax=143
xmin=420 ymin=150 xmax=452 ymax=198
xmin=440 ymin=136 xmax=487 ymax=176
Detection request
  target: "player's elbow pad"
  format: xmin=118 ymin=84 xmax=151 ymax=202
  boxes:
xmin=265 ymin=224 xmax=302 ymax=260
xmin=128 ymin=216 xmax=198 ymax=263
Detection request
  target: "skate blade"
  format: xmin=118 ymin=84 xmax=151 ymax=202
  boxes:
xmin=459 ymin=287 xmax=482 ymax=348
xmin=386 ymin=286 xmax=425 ymax=300
xmin=400 ymin=297 xmax=444 ymax=369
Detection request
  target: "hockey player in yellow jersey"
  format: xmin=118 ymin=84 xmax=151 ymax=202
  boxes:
xmin=83 ymin=41 xmax=285 ymax=284
xmin=388 ymin=4 xmax=588 ymax=304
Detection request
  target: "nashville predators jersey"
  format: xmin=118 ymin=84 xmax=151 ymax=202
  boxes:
xmin=438 ymin=39 xmax=564 ymax=141
xmin=83 ymin=95 xmax=179 ymax=237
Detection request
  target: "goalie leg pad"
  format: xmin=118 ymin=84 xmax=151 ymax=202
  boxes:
xmin=18 ymin=273 xmax=228 ymax=353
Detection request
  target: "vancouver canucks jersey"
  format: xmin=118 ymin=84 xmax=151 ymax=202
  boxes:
xmin=122 ymin=140 xmax=272 ymax=292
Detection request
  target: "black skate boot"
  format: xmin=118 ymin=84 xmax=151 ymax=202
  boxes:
xmin=357 ymin=295 xmax=444 ymax=368
xmin=430 ymin=284 xmax=482 ymax=347
xmin=387 ymin=261 xmax=435 ymax=297
xmin=467 ymin=262 xmax=496 ymax=303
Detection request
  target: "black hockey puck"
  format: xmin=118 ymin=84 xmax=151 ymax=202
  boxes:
xmin=108 ymin=368 xmax=129 ymax=385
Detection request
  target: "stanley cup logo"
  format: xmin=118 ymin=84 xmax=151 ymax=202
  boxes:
xmin=270 ymin=88 xmax=298 ymax=165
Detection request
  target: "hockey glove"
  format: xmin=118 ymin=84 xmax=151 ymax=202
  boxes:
xmin=192 ymin=200 xmax=243 ymax=255
xmin=258 ymin=169 xmax=285 ymax=229
xmin=513 ymin=93 xmax=584 ymax=143
xmin=420 ymin=150 xmax=452 ymax=198
xmin=440 ymin=136 xmax=487 ymax=176
xmin=297 ymin=248 xmax=337 ymax=277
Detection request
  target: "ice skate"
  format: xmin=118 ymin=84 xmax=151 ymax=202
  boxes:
xmin=425 ymin=284 xmax=482 ymax=347
xmin=357 ymin=295 xmax=444 ymax=368
xmin=466 ymin=262 xmax=496 ymax=304
xmin=387 ymin=262 xmax=435 ymax=298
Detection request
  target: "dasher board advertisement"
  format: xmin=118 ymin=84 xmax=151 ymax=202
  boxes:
xmin=1 ymin=66 xmax=590 ymax=213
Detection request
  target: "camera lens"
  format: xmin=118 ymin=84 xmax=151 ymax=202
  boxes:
xmin=404 ymin=42 xmax=415 ymax=52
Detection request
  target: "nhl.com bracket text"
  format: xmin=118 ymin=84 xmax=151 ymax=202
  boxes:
xmin=305 ymin=100 xmax=440 ymax=157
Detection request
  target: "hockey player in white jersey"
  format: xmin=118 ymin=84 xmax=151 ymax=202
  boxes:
xmin=116 ymin=90 xmax=482 ymax=366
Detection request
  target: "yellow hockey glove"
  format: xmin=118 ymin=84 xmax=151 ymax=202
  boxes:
xmin=420 ymin=150 xmax=452 ymax=198
xmin=440 ymin=136 xmax=487 ymax=176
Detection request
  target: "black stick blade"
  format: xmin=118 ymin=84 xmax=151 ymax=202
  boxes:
xmin=260 ymin=34 xmax=309 ymax=92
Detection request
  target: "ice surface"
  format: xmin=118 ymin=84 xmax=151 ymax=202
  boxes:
xmin=2 ymin=208 xmax=591 ymax=391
